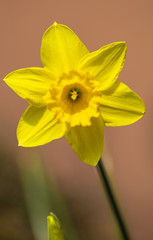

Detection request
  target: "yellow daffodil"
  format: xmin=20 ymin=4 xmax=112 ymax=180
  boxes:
xmin=4 ymin=22 xmax=145 ymax=166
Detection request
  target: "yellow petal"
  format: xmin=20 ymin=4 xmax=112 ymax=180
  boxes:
xmin=100 ymin=81 xmax=145 ymax=126
xmin=17 ymin=105 xmax=66 ymax=147
xmin=4 ymin=67 xmax=55 ymax=107
xmin=65 ymin=116 xmax=104 ymax=166
xmin=40 ymin=22 xmax=89 ymax=74
xmin=79 ymin=42 xmax=126 ymax=91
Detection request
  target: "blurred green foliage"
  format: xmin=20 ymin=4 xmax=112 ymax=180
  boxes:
xmin=0 ymin=146 xmax=79 ymax=240
xmin=0 ymin=147 xmax=34 ymax=240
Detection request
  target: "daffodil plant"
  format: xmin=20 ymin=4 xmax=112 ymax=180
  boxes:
xmin=4 ymin=22 xmax=145 ymax=240
xmin=4 ymin=22 xmax=145 ymax=166
xmin=48 ymin=213 xmax=66 ymax=240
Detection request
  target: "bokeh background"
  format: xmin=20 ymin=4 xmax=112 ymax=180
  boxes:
xmin=0 ymin=0 xmax=153 ymax=239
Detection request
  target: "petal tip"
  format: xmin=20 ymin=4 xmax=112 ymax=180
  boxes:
xmin=143 ymin=110 xmax=146 ymax=115
xmin=120 ymin=41 xmax=127 ymax=49
xmin=116 ymin=41 xmax=127 ymax=50
xmin=53 ymin=21 xmax=58 ymax=26
xmin=3 ymin=76 xmax=8 ymax=83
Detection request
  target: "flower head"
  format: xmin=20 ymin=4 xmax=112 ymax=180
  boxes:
xmin=4 ymin=22 xmax=145 ymax=166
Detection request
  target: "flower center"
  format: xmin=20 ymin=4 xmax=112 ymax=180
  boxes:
xmin=44 ymin=70 xmax=101 ymax=127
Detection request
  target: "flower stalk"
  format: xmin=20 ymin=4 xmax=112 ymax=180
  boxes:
xmin=97 ymin=158 xmax=130 ymax=240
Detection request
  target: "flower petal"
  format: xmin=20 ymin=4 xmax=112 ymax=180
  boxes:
xmin=4 ymin=67 xmax=55 ymax=107
xmin=79 ymin=42 xmax=127 ymax=90
xmin=100 ymin=81 xmax=145 ymax=126
xmin=17 ymin=105 xmax=66 ymax=147
xmin=40 ymin=22 xmax=89 ymax=74
xmin=65 ymin=116 xmax=104 ymax=166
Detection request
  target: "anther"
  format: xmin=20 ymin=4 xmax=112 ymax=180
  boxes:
xmin=69 ymin=88 xmax=80 ymax=101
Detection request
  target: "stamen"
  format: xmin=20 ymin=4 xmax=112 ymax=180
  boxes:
xmin=69 ymin=88 xmax=80 ymax=101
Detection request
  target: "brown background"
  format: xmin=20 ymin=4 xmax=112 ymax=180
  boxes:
xmin=0 ymin=0 xmax=153 ymax=240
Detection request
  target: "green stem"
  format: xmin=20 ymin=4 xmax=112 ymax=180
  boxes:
xmin=97 ymin=158 xmax=130 ymax=240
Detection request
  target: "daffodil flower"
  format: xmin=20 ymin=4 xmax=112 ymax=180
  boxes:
xmin=4 ymin=22 xmax=145 ymax=166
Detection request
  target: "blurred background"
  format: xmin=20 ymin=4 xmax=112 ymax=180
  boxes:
xmin=0 ymin=0 xmax=153 ymax=239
